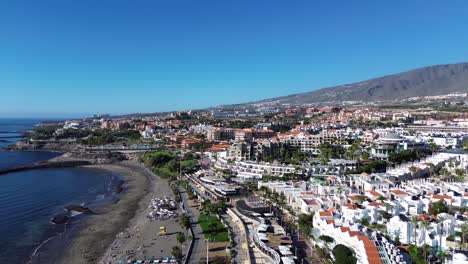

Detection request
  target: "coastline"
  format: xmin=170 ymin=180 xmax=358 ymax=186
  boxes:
xmin=5 ymin=140 xmax=186 ymax=263
xmin=23 ymin=163 xmax=131 ymax=264
xmin=55 ymin=161 xmax=152 ymax=264
xmin=98 ymin=162 xmax=187 ymax=264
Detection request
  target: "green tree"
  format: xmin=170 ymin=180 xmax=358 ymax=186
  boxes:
xmin=333 ymin=244 xmax=356 ymax=264
xmin=356 ymin=195 xmax=367 ymax=205
xmin=361 ymin=151 xmax=370 ymax=160
xmin=346 ymin=139 xmax=362 ymax=160
xmin=319 ymin=235 xmax=334 ymax=244
xmin=171 ymin=246 xmax=184 ymax=262
xmin=460 ymin=222 xmax=468 ymax=249
xmin=420 ymin=220 xmax=430 ymax=259
xmin=298 ymin=213 xmax=314 ymax=238
xmin=179 ymin=213 xmax=191 ymax=230
xmin=429 ymin=142 xmax=440 ymax=153
xmin=421 ymin=243 xmax=431 ymax=262
xmin=360 ymin=216 xmax=370 ymax=226
xmin=429 ymin=200 xmax=448 ymax=215
xmin=318 ymin=143 xmax=333 ymax=164
xmin=408 ymin=245 xmax=425 ymax=264
xmin=177 ymin=232 xmax=186 ymax=244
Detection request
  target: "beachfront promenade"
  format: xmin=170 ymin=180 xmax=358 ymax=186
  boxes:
xmin=179 ymin=188 xmax=204 ymax=264
xmin=224 ymin=208 xmax=251 ymax=264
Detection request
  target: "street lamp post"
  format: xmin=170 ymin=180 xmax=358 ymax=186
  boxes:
xmin=206 ymin=239 xmax=209 ymax=264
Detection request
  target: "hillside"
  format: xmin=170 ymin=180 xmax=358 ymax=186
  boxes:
xmin=251 ymin=62 xmax=468 ymax=106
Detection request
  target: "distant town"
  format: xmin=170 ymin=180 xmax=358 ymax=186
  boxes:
xmin=11 ymin=97 xmax=468 ymax=264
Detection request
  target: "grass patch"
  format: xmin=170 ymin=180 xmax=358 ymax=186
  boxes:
xmin=198 ymin=213 xmax=229 ymax=242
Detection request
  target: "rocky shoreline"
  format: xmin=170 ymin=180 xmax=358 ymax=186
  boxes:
xmin=6 ymin=139 xmax=82 ymax=152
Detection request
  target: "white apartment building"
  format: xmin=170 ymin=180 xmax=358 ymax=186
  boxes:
xmin=216 ymin=157 xmax=302 ymax=181
xmin=277 ymin=129 xmax=347 ymax=154
xmin=313 ymin=210 xmax=399 ymax=264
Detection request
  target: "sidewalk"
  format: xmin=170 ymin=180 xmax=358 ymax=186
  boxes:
xmin=179 ymin=188 xmax=203 ymax=264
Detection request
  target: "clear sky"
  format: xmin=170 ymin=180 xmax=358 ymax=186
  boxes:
xmin=1 ymin=0 xmax=468 ymax=118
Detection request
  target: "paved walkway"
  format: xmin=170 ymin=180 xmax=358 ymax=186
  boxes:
xmin=232 ymin=208 xmax=274 ymax=264
xmin=224 ymin=209 xmax=251 ymax=264
xmin=179 ymin=188 xmax=204 ymax=264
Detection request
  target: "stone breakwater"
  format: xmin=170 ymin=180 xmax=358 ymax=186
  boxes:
xmin=0 ymin=160 xmax=92 ymax=175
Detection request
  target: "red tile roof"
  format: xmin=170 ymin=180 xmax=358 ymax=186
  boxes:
xmin=367 ymin=190 xmax=383 ymax=197
xmin=358 ymin=235 xmax=383 ymax=264
xmin=343 ymin=203 xmax=358 ymax=209
xmin=368 ymin=201 xmax=384 ymax=207
xmin=340 ymin=227 xmax=351 ymax=232
xmin=319 ymin=211 xmax=333 ymax=217
xmin=303 ymin=199 xmax=319 ymax=205
xmin=206 ymin=143 xmax=231 ymax=152
xmin=278 ymin=131 xmax=310 ymax=137
xmin=390 ymin=189 xmax=408 ymax=195
xmin=338 ymin=227 xmax=383 ymax=264
xmin=432 ymin=194 xmax=452 ymax=200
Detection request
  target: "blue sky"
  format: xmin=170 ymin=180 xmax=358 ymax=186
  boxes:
xmin=1 ymin=0 xmax=468 ymax=118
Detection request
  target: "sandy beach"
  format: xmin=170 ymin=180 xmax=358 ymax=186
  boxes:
xmin=58 ymin=160 xmax=186 ymax=264
xmin=98 ymin=162 xmax=187 ymax=264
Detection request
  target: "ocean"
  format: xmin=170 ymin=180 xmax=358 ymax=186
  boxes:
xmin=0 ymin=119 xmax=120 ymax=263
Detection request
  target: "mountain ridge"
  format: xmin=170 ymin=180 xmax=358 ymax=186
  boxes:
xmin=233 ymin=62 xmax=468 ymax=107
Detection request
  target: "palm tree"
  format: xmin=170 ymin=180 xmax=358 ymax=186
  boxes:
xmin=278 ymin=193 xmax=287 ymax=208
xmin=460 ymin=222 xmax=468 ymax=249
xmin=421 ymin=243 xmax=431 ymax=261
xmin=421 ymin=220 xmax=430 ymax=242
xmin=411 ymin=216 xmax=420 ymax=245
xmin=271 ymin=192 xmax=279 ymax=204
xmin=384 ymin=203 xmax=393 ymax=213
xmin=436 ymin=249 xmax=448 ymax=264
xmin=356 ymin=195 xmax=366 ymax=205
xmin=438 ymin=216 xmax=446 ymax=252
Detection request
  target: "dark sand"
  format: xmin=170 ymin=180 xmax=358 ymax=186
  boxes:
xmin=59 ymin=161 xmax=151 ymax=264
